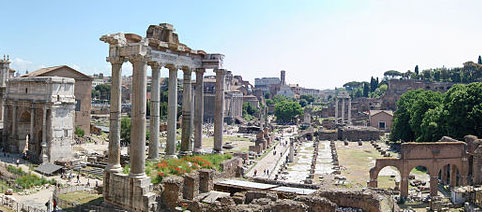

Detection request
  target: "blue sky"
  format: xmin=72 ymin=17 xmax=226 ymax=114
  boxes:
xmin=1 ymin=0 xmax=481 ymax=89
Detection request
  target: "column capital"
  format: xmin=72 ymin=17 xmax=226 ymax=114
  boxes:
xmin=147 ymin=61 xmax=163 ymax=70
xmin=214 ymin=68 xmax=227 ymax=75
xmin=182 ymin=66 xmax=193 ymax=74
xmin=165 ymin=64 xmax=180 ymax=71
xmin=128 ymin=54 xmax=148 ymax=64
xmin=195 ymin=68 xmax=206 ymax=74
xmin=107 ymin=57 xmax=126 ymax=65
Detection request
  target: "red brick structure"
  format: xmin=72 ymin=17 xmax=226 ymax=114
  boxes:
xmin=368 ymin=142 xmax=469 ymax=198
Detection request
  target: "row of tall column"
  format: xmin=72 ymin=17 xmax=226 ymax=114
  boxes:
xmin=105 ymin=55 xmax=226 ymax=176
xmin=334 ymin=97 xmax=351 ymax=124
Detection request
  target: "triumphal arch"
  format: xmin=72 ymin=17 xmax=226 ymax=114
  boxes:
xmin=100 ymin=23 xmax=225 ymax=211
xmin=368 ymin=142 xmax=469 ymax=198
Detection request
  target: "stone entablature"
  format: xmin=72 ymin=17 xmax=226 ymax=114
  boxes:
xmin=3 ymin=77 xmax=75 ymax=163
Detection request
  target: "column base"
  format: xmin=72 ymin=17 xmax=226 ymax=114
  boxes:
xmin=193 ymin=148 xmax=204 ymax=155
xmin=179 ymin=151 xmax=192 ymax=156
xmin=165 ymin=154 xmax=178 ymax=159
xmin=213 ymin=149 xmax=224 ymax=154
xmin=147 ymin=157 xmax=160 ymax=162
xmin=129 ymin=172 xmax=147 ymax=179
xmin=105 ymin=164 xmax=123 ymax=173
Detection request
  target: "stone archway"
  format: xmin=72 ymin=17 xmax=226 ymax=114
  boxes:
xmin=369 ymin=142 xmax=469 ymax=199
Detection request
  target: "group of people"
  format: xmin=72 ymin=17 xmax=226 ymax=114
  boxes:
xmin=253 ymin=168 xmax=270 ymax=177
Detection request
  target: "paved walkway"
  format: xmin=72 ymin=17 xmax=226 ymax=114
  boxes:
xmin=246 ymin=127 xmax=296 ymax=178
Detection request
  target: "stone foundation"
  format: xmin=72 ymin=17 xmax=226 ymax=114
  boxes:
xmin=199 ymin=169 xmax=214 ymax=193
xmin=103 ymin=172 xmax=156 ymax=212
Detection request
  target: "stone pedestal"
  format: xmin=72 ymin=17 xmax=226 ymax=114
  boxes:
xmin=183 ymin=173 xmax=199 ymax=200
xmin=199 ymin=169 xmax=214 ymax=193
xmin=103 ymin=172 xmax=157 ymax=212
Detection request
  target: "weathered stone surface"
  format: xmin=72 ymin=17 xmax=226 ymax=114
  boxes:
xmin=294 ymin=195 xmax=337 ymax=212
xmin=162 ymin=176 xmax=184 ymax=209
xmin=266 ymin=199 xmax=309 ymax=212
xmin=183 ymin=172 xmax=199 ymax=200
xmin=4 ymin=77 xmax=75 ymax=163
xmin=199 ymin=169 xmax=214 ymax=193
xmin=245 ymin=191 xmax=278 ymax=204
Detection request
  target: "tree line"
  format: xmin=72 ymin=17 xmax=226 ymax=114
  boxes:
xmin=383 ymin=57 xmax=482 ymax=83
xmin=342 ymin=76 xmax=387 ymax=98
xmin=390 ymin=82 xmax=482 ymax=142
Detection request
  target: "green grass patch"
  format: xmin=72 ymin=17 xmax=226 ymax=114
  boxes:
xmin=7 ymin=165 xmax=56 ymax=189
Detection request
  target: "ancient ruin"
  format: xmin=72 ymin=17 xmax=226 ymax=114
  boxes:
xmin=334 ymin=90 xmax=351 ymax=125
xmin=369 ymin=141 xmax=470 ymax=198
xmin=100 ymin=23 xmax=226 ymax=211
xmin=3 ymin=77 xmax=75 ymax=163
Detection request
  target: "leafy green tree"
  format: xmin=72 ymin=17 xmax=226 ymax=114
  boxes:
xmin=264 ymin=92 xmax=271 ymax=99
xmin=266 ymin=99 xmax=274 ymax=106
xmin=121 ymin=117 xmax=131 ymax=144
xmin=274 ymin=100 xmax=302 ymax=123
xmin=94 ymin=84 xmax=111 ymax=100
xmin=299 ymin=95 xmax=315 ymax=104
xmin=444 ymin=83 xmax=482 ymax=139
xmin=299 ymin=99 xmax=308 ymax=107
xmin=390 ymin=90 xmax=423 ymax=142
xmin=408 ymin=90 xmax=444 ymax=141
xmin=369 ymin=84 xmax=387 ymax=98
xmin=421 ymin=70 xmax=432 ymax=81
xmin=384 ymin=70 xmax=402 ymax=79
xmin=343 ymin=81 xmax=363 ymax=91
xmin=242 ymin=102 xmax=259 ymax=118
xmin=363 ymin=82 xmax=369 ymax=97
xmin=419 ymin=105 xmax=445 ymax=142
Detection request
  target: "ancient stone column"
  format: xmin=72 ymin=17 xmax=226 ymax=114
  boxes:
xmin=30 ymin=104 xmax=34 ymax=145
xmin=12 ymin=102 xmax=17 ymax=139
xmin=341 ymin=98 xmax=345 ymax=124
xmin=129 ymin=54 xmax=147 ymax=177
xmin=214 ymin=69 xmax=226 ymax=153
xmin=289 ymin=139 xmax=294 ymax=162
xmin=180 ymin=67 xmax=193 ymax=155
xmin=334 ymin=98 xmax=338 ymax=124
xmin=193 ymin=68 xmax=205 ymax=154
xmin=148 ymin=62 xmax=161 ymax=160
xmin=41 ymin=106 xmax=48 ymax=163
xmin=106 ymin=57 xmax=124 ymax=172
xmin=450 ymin=165 xmax=457 ymax=187
xmin=441 ymin=165 xmax=448 ymax=185
xmin=348 ymin=98 xmax=351 ymax=124
xmin=166 ymin=65 xmax=178 ymax=159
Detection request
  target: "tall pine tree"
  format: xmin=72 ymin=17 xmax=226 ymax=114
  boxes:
xmin=478 ymin=55 xmax=482 ymax=65
xmin=415 ymin=65 xmax=419 ymax=75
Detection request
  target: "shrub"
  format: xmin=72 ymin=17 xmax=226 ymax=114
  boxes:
xmin=75 ymin=126 xmax=85 ymax=137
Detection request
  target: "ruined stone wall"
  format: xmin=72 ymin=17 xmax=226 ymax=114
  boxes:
xmin=318 ymin=130 xmax=338 ymax=140
xmin=219 ymin=157 xmax=242 ymax=178
xmin=316 ymin=189 xmax=397 ymax=212
xmin=381 ymin=79 xmax=454 ymax=110
xmin=340 ymin=127 xmax=382 ymax=141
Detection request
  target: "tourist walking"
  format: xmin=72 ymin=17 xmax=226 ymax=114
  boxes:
xmin=76 ymin=174 xmax=80 ymax=183
xmin=53 ymin=199 xmax=57 ymax=212
xmin=254 ymin=169 xmax=257 ymax=176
